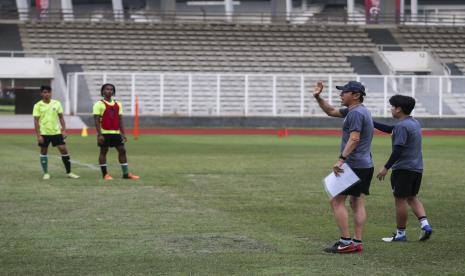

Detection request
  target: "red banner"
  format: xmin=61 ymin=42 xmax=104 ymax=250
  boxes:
xmin=365 ymin=0 xmax=401 ymax=23
xmin=35 ymin=0 xmax=49 ymax=11
xmin=35 ymin=0 xmax=49 ymax=18
xmin=365 ymin=0 xmax=381 ymax=23
xmin=395 ymin=0 xmax=401 ymax=22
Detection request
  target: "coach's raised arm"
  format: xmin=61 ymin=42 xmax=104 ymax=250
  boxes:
xmin=312 ymin=81 xmax=343 ymax=118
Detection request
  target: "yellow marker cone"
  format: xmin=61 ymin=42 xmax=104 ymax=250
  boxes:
xmin=81 ymin=127 xmax=88 ymax=137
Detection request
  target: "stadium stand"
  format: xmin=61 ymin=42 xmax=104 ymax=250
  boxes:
xmin=3 ymin=1 xmax=465 ymax=118
xmin=395 ymin=26 xmax=465 ymax=115
xmin=397 ymin=26 xmax=465 ymax=72
xmin=19 ymin=22 xmax=376 ymax=74
xmin=17 ymin=21 xmax=381 ymax=116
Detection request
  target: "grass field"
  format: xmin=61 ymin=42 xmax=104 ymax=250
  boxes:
xmin=0 ymin=105 xmax=14 ymax=114
xmin=1 ymin=134 xmax=464 ymax=275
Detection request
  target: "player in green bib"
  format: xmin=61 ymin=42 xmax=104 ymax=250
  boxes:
xmin=33 ymin=85 xmax=79 ymax=180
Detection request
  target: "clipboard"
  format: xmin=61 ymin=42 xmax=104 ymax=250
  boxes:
xmin=322 ymin=163 xmax=360 ymax=198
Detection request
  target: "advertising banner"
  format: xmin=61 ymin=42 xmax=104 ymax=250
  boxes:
xmin=365 ymin=0 xmax=401 ymax=23
xmin=35 ymin=0 xmax=49 ymax=17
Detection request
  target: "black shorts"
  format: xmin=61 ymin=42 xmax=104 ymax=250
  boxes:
xmin=391 ymin=170 xmax=422 ymax=198
xmin=98 ymin=134 xmax=124 ymax=148
xmin=341 ymin=167 xmax=374 ymax=197
xmin=38 ymin=134 xmax=65 ymax=147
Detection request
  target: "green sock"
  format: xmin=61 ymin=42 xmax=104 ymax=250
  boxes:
xmin=121 ymin=163 xmax=128 ymax=177
xmin=40 ymin=155 xmax=48 ymax=174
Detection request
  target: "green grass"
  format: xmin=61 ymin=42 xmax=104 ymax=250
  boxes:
xmin=0 ymin=105 xmax=14 ymax=114
xmin=0 ymin=134 xmax=464 ymax=275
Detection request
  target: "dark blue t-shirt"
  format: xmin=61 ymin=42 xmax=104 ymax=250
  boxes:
xmin=339 ymin=105 xmax=374 ymax=168
xmin=391 ymin=117 xmax=423 ymax=172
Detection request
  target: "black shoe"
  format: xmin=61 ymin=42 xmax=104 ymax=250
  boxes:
xmin=324 ymin=241 xmax=359 ymax=253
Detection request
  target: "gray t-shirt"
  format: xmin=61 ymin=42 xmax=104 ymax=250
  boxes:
xmin=339 ymin=105 xmax=374 ymax=168
xmin=391 ymin=117 xmax=423 ymax=172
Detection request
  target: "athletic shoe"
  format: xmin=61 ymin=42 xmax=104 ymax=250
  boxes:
xmin=324 ymin=241 xmax=362 ymax=253
xmin=382 ymin=233 xmax=407 ymax=242
xmin=103 ymin=174 xmax=113 ymax=180
xmin=125 ymin=173 xmax=140 ymax=180
xmin=419 ymin=225 xmax=433 ymax=241
xmin=43 ymin=173 xmax=51 ymax=180
xmin=67 ymin=172 xmax=80 ymax=179
xmin=351 ymin=243 xmax=363 ymax=252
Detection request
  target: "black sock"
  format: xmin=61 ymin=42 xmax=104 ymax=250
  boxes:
xmin=352 ymin=239 xmax=362 ymax=244
xmin=418 ymin=216 xmax=427 ymax=221
xmin=61 ymin=155 xmax=71 ymax=173
xmin=100 ymin=164 xmax=108 ymax=177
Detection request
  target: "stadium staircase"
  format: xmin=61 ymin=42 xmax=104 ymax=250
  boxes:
xmin=348 ymin=28 xmax=397 ymax=75
xmin=347 ymin=56 xmax=381 ymax=75
xmin=0 ymin=23 xmax=23 ymax=52
xmin=366 ymin=28 xmax=401 ymax=50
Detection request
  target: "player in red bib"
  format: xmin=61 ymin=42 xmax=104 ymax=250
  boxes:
xmin=93 ymin=83 xmax=140 ymax=180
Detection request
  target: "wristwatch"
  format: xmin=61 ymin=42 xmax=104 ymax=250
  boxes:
xmin=339 ymin=154 xmax=347 ymax=160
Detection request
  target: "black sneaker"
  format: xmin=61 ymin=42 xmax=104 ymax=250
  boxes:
xmin=324 ymin=241 xmax=360 ymax=253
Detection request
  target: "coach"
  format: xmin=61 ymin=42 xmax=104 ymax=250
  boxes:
xmin=313 ymin=81 xmax=374 ymax=254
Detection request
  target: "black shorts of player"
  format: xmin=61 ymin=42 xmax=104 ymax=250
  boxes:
xmin=391 ymin=169 xmax=422 ymax=198
xmin=341 ymin=167 xmax=374 ymax=197
xmin=38 ymin=134 xmax=65 ymax=147
xmin=98 ymin=134 xmax=124 ymax=148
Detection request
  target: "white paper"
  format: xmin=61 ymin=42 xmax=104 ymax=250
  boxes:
xmin=323 ymin=163 xmax=361 ymax=198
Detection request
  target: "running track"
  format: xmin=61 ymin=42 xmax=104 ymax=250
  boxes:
xmin=1 ymin=128 xmax=465 ymax=136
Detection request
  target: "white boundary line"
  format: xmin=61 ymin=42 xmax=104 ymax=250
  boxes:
xmin=12 ymin=144 xmax=101 ymax=171
xmin=67 ymin=159 xmax=99 ymax=170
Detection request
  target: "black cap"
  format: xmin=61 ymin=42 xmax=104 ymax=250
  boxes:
xmin=336 ymin=81 xmax=366 ymax=96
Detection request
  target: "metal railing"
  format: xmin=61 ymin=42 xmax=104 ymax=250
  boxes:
xmin=2 ymin=8 xmax=465 ymax=26
xmin=67 ymin=72 xmax=465 ymax=118
xmin=0 ymin=51 xmax=53 ymax=58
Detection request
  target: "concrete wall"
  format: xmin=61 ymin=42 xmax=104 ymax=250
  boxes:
xmin=380 ymin=51 xmax=431 ymax=73
xmin=0 ymin=57 xmax=54 ymax=78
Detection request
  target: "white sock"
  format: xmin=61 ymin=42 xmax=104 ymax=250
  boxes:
xmin=420 ymin=218 xmax=430 ymax=228
xmin=396 ymin=228 xmax=406 ymax=237
xmin=339 ymin=238 xmax=352 ymax=245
